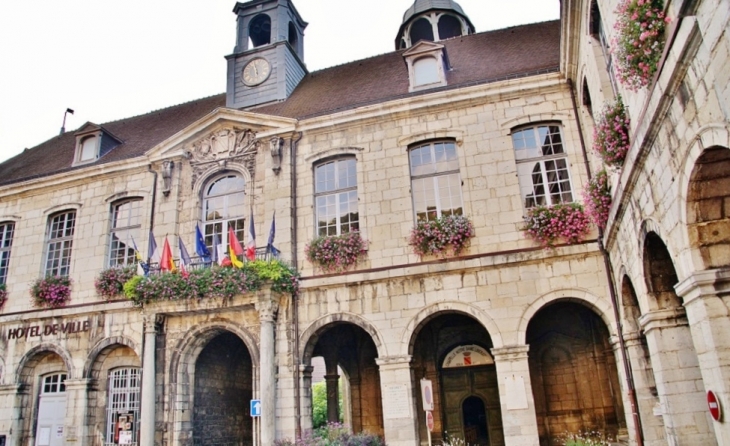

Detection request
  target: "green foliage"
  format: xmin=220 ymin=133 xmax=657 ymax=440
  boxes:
xmin=311 ymin=381 xmax=343 ymax=429
xmin=95 ymin=265 xmax=137 ymax=299
xmin=121 ymin=260 xmax=299 ymax=306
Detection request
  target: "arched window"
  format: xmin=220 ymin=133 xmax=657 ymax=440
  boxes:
xmin=249 ymin=14 xmax=271 ymax=47
xmin=437 ymin=15 xmax=462 ymax=40
xmin=413 ymin=57 xmax=439 ymax=86
xmin=105 ymin=368 xmax=141 ymax=446
xmin=409 ymin=140 xmax=463 ymax=222
xmin=45 ymin=210 xmax=76 ymax=277
xmin=108 ymin=199 xmax=143 ymax=268
xmin=0 ymin=221 xmax=14 ymax=285
xmin=202 ymin=174 xmax=246 ymax=256
xmin=288 ymin=21 xmax=298 ymax=47
xmin=512 ymin=124 xmax=574 ymax=208
xmin=409 ymin=17 xmax=434 ymax=44
xmin=314 ymin=158 xmax=359 ymax=236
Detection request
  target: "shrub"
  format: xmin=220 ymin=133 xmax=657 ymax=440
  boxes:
xmin=95 ymin=265 xmax=137 ymax=300
xmin=31 ymin=276 xmax=72 ymax=308
xmin=613 ymin=0 xmax=669 ymax=90
xmin=560 ymin=430 xmax=614 ymax=446
xmin=408 ymin=214 xmax=475 ymax=257
xmin=523 ymin=203 xmax=592 ymax=248
xmin=583 ymin=170 xmax=612 ymax=231
xmin=593 ymin=96 xmax=631 ymax=167
xmin=274 ymin=422 xmax=385 ymax=446
xmin=305 ymin=232 xmax=368 ymax=273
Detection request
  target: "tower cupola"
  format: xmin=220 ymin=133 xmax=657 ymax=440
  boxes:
xmin=396 ymin=0 xmax=475 ymax=49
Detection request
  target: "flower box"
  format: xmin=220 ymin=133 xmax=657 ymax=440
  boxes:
xmin=31 ymin=276 xmax=72 ymax=308
xmin=583 ymin=170 xmax=612 ymax=231
xmin=305 ymin=232 xmax=368 ymax=273
xmin=593 ymin=96 xmax=631 ymax=167
xmin=95 ymin=265 xmax=137 ymax=300
xmin=523 ymin=203 xmax=591 ymax=248
xmin=408 ymin=214 xmax=475 ymax=258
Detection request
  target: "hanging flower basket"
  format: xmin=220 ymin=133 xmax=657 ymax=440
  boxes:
xmin=593 ymin=96 xmax=631 ymax=167
xmin=523 ymin=203 xmax=591 ymax=248
xmin=0 ymin=284 xmax=7 ymax=309
xmin=305 ymin=232 xmax=368 ymax=273
xmin=31 ymin=276 xmax=72 ymax=308
xmin=95 ymin=265 xmax=137 ymax=300
xmin=613 ymin=0 xmax=669 ymax=90
xmin=583 ymin=170 xmax=613 ymax=231
xmin=408 ymin=214 xmax=475 ymax=258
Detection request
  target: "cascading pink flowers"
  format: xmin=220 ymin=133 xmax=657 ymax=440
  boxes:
xmin=95 ymin=265 xmax=137 ymax=300
xmin=613 ymin=0 xmax=669 ymax=90
xmin=305 ymin=232 xmax=368 ymax=273
xmin=523 ymin=203 xmax=591 ymax=248
xmin=583 ymin=170 xmax=613 ymax=231
xmin=408 ymin=214 xmax=475 ymax=257
xmin=593 ymin=96 xmax=631 ymax=167
xmin=0 ymin=284 xmax=7 ymax=309
xmin=31 ymin=276 xmax=72 ymax=308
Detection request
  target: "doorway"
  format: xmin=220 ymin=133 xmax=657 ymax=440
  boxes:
xmin=35 ymin=373 xmax=67 ymax=446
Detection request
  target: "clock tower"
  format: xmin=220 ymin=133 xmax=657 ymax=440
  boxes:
xmin=225 ymin=0 xmax=308 ymax=109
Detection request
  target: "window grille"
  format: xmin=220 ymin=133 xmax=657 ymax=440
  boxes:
xmin=105 ymin=368 xmax=140 ymax=446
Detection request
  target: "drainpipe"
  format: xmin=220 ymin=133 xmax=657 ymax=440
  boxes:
xmin=567 ymin=79 xmax=644 ymax=446
xmin=290 ymin=131 xmax=303 ymax=438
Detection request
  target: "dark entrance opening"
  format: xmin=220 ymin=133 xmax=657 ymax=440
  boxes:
xmin=462 ymin=396 xmax=489 ymax=445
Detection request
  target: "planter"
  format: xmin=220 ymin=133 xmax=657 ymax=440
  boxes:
xmin=31 ymin=276 xmax=72 ymax=308
xmin=523 ymin=203 xmax=591 ymax=248
xmin=593 ymin=96 xmax=631 ymax=167
xmin=408 ymin=214 xmax=475 ymax=258
xmin=305 ymin=232 xmax=368 ymax=273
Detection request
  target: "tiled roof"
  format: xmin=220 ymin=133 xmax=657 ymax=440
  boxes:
xmin=0 ymin=20 xmax=560 ymax=186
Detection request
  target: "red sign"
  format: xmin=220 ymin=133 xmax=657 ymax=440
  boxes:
xmin=708 ymin=390 xmax=722 ymax=421
xmin=426 ymin=411 xmax=434 ymax=431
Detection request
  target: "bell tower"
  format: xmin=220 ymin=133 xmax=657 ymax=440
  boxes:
xmin=226 ymin=0 xmax=308 ymax=109
xmin=395 ymin=0 xmax=475 ymax=50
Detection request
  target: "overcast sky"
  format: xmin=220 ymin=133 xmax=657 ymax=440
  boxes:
xmin=0 ymin=1 xmax=559 ymax=163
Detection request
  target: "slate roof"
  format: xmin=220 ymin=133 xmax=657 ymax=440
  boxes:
xmin=0 ymin=20 xmax=560 ymax=187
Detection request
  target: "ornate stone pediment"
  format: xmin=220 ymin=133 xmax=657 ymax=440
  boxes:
xmin=185 ymin=128 xmax=260 ymax=187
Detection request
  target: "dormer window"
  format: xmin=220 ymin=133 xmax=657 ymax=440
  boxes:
xmin=403 ymin=41 xmax=448 ymax=92
xmin=73 ymin=122 xmax=122 ymax=166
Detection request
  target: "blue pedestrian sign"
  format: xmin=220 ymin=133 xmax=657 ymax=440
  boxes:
xmin=250 ymin=399 xmax=262 ymax=417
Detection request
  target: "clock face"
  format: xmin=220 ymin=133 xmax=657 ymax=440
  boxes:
xmin=242 ymin=58 xmax=271 ymax=87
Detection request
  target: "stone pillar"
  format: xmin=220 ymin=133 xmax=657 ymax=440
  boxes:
xmin=376 ymin=355 xmax=418 ymax=446
xmin=640 ymin=308 xmax=714 ymax=445
xmin=140 ymin=318 xmax=157 ymax=446
xmin=256 ymin=292 xmax=279 ymax=446
xmin=63 ymin=379 xmax=91 ymax=445
xmin=491 ymin=345 xmax=540 ymax=446
xmin=300 ymin=365 xmax=314 ymax=433
xmin=324 ymin=373 xmax=340 ymax=424
xmin=619 ymin=332 xmax=666 ymax=446
xmin=676 ymin=269 xmax=730 ymax=445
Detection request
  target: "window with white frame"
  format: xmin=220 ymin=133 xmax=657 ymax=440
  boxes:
xmin=79 ymin=135 xmax=98 ymax=162
xmin=109 ymin=199 xmax=142 ymax=267
xmin=105 ymin=368 xmax=140 ymax=446
xmin=315 ymin=158 xmax=359 ymax=236
xmin=45 ymin=211 xmax=76 ymax=277
xmin=512 ymin=124 xmax=574 ymax=209
xmin=42 ymin=373 xmax=67 ymax=394
xmin=0 ymin=222 xmax=14 ymax=285
xmin=409 ymin=140 xmax=463 ymax=222
xmin=413 ymin=57 xmax=439 ymax=86
xmin=203 ymin=174 xmax=246 ymax=255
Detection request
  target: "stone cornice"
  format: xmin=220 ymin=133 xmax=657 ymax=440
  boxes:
xmin=674 ymin=268 xmax=730 ymax=305
xmin=639 ymin=307 xmax=688 ymax=333
xmin=491 ymin=345 xmax=530 ymax=362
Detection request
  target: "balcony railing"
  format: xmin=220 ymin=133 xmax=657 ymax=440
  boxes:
xmin=146 ymin=247 xmax=283 ymax=275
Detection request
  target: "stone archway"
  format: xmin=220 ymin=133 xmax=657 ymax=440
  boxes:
xmin=526 ymin=301 xmax=625 ymax=446
xmin=303 ymin=321 xmax=383 ymax=436
xmin=409 ymin=311 xmax=503 ymax=446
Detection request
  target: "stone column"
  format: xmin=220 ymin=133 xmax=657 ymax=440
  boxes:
xmin=256 ymin=292 xmax=279 ymax=446
xmin=375 ymin=355 xmax=418 ymax=446
xmin=639 ymin=308 xmax=714 ymax=445
xmin=676 ymin=269 xmax=730 ymax=445
xmin=140 ymin=318 xmax=157 ymax=446
xmin=324 ymin=373 xmax=340 ymax=424
xmin=619 ymin=332 xmax=666 ymax=446
xmin=490 ymin=345 xmax=540 ymax=446
xmin=63 ymin=379 xmax=91 ymax=445
xmin=300 ymin=365 xmax=314 ymax=433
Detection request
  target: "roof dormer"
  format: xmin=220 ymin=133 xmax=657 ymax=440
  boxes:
xmin=73 ymin=123 xmax=122 ymax=166
xmin=402 ymin=40 xmax=449 ymax=92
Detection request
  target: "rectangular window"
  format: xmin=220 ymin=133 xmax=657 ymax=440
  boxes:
xmin=0 ymin=222 xmax=14 ymax=285
xmin=109 ymin=200 xmax=142 ymax=267
xmin=45 ymin=211 xmax=76 ymax=277
xmin=409 ymin=141 xmax=463 ymax=222
xmin=513 ymin=125 xmax=574 ymax=208
xmin=315 ymin=158 xmax=359 ymax=236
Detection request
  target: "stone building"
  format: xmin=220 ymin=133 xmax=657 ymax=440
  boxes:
xmin=0 ymin=0 xmax=727 ymax=445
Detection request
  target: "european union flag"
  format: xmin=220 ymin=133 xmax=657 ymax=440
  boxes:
xmin=195 ymin=224 xmax=211 ymax=262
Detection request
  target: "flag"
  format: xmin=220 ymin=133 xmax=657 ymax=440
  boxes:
xmin=195 ymin=224 xmax=211 ymax=262
xmin=147 ymin=230 xmax=158 ymax=263
xmin=130 ymin=236 xmax=144 ymax=262
xmin=228 ymin=226 xmax=244 ymax=268
xmin=246 ymin=208 xmax=256 ymax=261
xmin=266 ymin=212 xmax=280 ymax=258
xmin=160 ymin=237 xmax=176 ymax=272
xmin=179 ymin=236 xmax=192 ymax=277
xmin=212 ymin=232 xmax=224 ymax=265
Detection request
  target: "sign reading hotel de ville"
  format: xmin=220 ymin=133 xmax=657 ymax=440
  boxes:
xmin=5 ymin=319 xmax=97 ymax=340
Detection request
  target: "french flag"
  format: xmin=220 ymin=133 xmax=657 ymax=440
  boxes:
xmin=246 ymin=208 xmax=256 ymax=261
